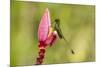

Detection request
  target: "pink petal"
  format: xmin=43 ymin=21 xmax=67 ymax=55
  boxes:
xmin=49 ymin=31 xmax=57 ymax=47
xmin=38 ymin=8 xmax=51 ymax=41
xmin=45 ymin=31 xmax=57 ymax=46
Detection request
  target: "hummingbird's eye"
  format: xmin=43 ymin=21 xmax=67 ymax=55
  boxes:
xmin=55 ymin=18 xmax=60 ymax=22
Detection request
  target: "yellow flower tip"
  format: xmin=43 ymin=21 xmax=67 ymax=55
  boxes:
xmin=48 ymin=27 xmax=53 ymax=37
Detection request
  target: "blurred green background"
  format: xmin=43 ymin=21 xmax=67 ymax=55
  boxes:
xmin=10 ymin=1 xmax=95 ymax=66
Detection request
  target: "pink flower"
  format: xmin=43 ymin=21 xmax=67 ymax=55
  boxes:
xmin=36 ymin=8 xmax=57 ymax=65
xmin=38 ymin=8 xmax=51 ymax=42
xmin=38 ymin=8 xmax=57 ymax=48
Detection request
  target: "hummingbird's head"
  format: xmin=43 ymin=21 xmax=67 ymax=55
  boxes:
xmin=55 ymin=18 xmax=60 ymax=22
